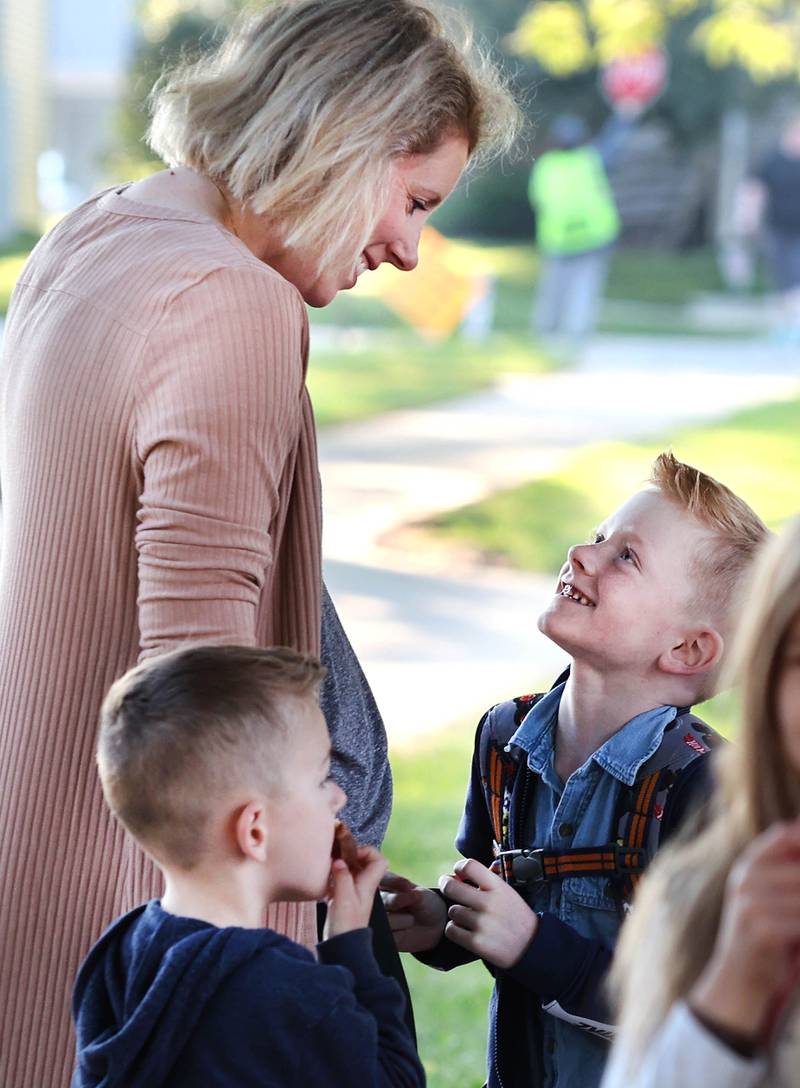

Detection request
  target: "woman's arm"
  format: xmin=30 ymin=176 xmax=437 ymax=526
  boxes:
xmin=135 ymin=263 xmax=307 ymax=655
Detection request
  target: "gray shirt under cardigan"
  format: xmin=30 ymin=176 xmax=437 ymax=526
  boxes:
xmin=319 ymin=583 xmax=392 ymax=847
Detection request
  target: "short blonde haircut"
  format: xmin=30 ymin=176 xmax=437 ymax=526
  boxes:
xmin=649 ymin=451 xmax=769 ymax=635
xmin=98 ymin=644 xmax=326 ymax=869
xmin=147 ymin=0 xmax=521 ymax=274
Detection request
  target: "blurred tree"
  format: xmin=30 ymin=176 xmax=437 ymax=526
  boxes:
xmin=506 ymin=0 xmax=800 ymax=256
xmin=112 ymin=0 xmax=541 ymax=237
xmin=510 ymin=0 xmax=800 ymax=84
xmin=110 ymin=0 xmax=797 ymax=241
xmin=110 ymin=0 xmax=241 ymax=176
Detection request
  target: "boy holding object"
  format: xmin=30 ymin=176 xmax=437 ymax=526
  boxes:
xmin=382 ymin=453 xmax=768 ymax=1088
xmin=72 ymin=645 xmax=424 ymax=1088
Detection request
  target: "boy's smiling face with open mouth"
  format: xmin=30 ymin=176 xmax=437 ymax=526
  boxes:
xmin=538 ymin=488 xmax=717 ymax=676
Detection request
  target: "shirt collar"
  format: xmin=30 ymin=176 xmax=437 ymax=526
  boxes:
xmin=509 ymin=683 xmax=564 ymax=775
xmin=509 ymin=682 xmax=679 ymax=786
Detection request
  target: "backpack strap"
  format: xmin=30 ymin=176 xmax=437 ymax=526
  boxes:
xmin=478 ymin=693 xmax=542 ymax=881
xmin=484 ymin=702 xmax=721 ymax=902
xmin=612 ymin=709 xmax=722 ymax=905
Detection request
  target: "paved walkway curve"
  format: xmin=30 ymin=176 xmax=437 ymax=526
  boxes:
xmin=319 ymin=334 xmax=799 ymax=748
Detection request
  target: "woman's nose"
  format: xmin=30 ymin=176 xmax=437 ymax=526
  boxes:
xmin=334 ymin=783 xmax=347 ymax=811
xmin=387 ymin=228 xmax=421 ymax=272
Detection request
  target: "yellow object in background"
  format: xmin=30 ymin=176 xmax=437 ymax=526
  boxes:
xmin=357 ymin=226 xmax=490 ymax=340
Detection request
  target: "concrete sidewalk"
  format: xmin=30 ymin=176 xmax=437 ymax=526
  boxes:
xmin=320 ymin=333 xmax=799 ymax=747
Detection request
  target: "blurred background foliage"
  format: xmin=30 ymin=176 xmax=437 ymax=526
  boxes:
xmin=114 ymin=0 xmax=800 ymax=242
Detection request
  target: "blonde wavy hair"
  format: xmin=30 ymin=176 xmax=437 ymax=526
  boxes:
xmin=147 ymin=0 xmax=521 ymax=274
xmin=609 ymin=516 xmax=800 ymax=1076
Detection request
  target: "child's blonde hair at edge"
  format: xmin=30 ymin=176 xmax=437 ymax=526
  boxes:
xmin=609 ymin=515 xmax=800 ymax=1076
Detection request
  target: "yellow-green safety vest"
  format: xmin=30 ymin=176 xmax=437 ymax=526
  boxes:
xmin=529 ymin=146 xmax=620 ymax=256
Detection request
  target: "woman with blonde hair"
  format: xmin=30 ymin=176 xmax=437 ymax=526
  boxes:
xmin=0 ymin=2 xmax=521 ymax=1082
xmin=603 ymin=517 xmax=800 ymax=1088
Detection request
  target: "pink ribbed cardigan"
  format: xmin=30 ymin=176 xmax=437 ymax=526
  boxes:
xmin=0 ymin=189 xmax=322 ymax=1087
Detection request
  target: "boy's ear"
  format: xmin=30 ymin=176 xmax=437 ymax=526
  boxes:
xmin=233 ymin=801 xmax=269 ymax=862
xmin=658 ymin=627 xmax=724 ymax=678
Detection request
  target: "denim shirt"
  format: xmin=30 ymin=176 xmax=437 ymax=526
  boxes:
xmin=507 ymin=682 xmax=679 ymax=1088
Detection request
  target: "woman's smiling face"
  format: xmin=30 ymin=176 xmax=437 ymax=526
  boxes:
xmin=267 ymin=134 xmax=470 ymax=308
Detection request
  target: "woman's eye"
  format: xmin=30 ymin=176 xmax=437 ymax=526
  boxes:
xmin=592 ymin=532 xmax=605 ymax=544
xmin=620 ymin=546 xmax=634 ymax=562
xmin=409 ymin=197 xmax=428 ymax=214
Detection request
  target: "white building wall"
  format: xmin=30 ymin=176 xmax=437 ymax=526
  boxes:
xmin=48 ymin=0 xmax=136 ymax=203
xmin=0 ymin=0 xmax=48 ymax=237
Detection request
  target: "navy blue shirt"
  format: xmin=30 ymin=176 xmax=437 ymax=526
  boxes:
xmin=72 ymin=901 xmax=424 ymax=1087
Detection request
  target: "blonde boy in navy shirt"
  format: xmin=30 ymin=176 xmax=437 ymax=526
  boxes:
xmin=72 ymin=645 xmax=424 ymax=1087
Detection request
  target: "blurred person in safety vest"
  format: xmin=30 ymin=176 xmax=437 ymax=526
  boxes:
xmin=529 ymin=111 xmax=633 ymax=353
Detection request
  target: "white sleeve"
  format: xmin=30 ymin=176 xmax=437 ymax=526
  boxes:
xmin=601 ymin=1002 xmax=768 ymax=1088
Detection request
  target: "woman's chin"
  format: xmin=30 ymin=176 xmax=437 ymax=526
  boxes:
xmin=301 ymin=275 xmax=351 ymax=308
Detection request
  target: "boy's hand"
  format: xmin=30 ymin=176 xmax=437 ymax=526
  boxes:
xmin=380 ymin=872 xmax=448 ymax=953
xmin=690 ymin=820 xmax=800 ymax=1040
xmin=324 ymin=845 xmax=388 ymax=940
xmin=439 ymin=858 xmax=539 ymax=970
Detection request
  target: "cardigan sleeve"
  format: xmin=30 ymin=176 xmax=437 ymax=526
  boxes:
xmin=134 ymin=264 xmax=307 ymax=657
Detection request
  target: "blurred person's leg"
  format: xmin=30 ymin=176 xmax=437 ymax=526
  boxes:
xmin=533 ymin=254 xmax=567 ymax=337
xmin=764 ymin=229 xmax=800 ymax=343
xmin=561 ymin=247 xmax=610 ymax=342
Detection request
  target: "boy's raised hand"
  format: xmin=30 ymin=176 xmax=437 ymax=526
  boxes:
xmin=440 ymin=859 xmax=539 ymax=970
xmin=380 ymin=872 xmax=448 ymax=953
xmin=324 ymin=845 xmax=388 ymax=940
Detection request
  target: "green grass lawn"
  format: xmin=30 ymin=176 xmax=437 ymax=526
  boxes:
xmin=307 ymin=333 xmax=556 ymax=426
xmin=425 ymin=394 xmax=800 ymax=574
xmin=382 ymin=724 xmax=493 ymax=1088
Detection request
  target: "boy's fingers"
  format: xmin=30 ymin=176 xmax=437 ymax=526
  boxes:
xmin=360 ymin=864 xmax=389 ymax=894
xmin=454 ymin=858 xmax=497 ymax=889
xmin=356 ymin=845 xmax=384 ymax=874
xmin=444 ymin=919 xmax=477 ymax=952
xmin=328 ymin=858 xmax=355 ymax=898
xmin=386 ymin=911 xmax=417 ymax=932
xmin=381 ymin=888 xmax=420 ymax=912
xmin=439 ymin=873 xmax=483 ymax=908
xmin=448 ymin=904 xmax=478 ymax=931
xmin=356 ymin=852 xmax=389 ymax=895
xmin=380 ymin=871 xmax=416 ymax=893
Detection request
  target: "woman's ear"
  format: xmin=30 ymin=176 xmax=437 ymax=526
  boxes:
xmin=233 ymin=800 xmax=269 ymax=862
xmin=658 ymin=627 xmax=724 ymax=677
